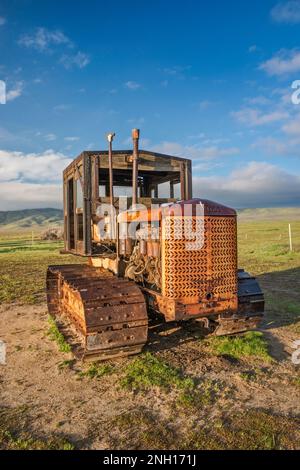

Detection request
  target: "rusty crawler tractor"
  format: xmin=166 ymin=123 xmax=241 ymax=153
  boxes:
xmin=46 ymin=129 xmax=264 ymax=360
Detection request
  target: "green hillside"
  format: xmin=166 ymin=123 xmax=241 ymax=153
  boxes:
xmin=237 ymin=207 xmax=300 ymax=221
xmin=0 ymin=208 xmax=63 ymax=233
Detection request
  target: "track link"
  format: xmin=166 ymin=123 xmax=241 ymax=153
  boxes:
xmin=213 ymin=269 xmax=264 ymax=335
xmin=46 ymin=264 xmax=148 ymax=360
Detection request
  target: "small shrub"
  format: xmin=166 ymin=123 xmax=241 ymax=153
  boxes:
xmin=57 ymin=359 xmax=74 ymax=371
xmin=47 ymin=316 xmax=71 ymax=353
xmin=79 ymin=363 xmax=114 ymax=379
xmin=240 ymin=371 xmax=255 ymax=382
xmin=177 ymin=378 xmax=229 ymax=410
xmin=292 ymin=376 xmax=300 ymax=387
xmin=120 ymin=352 xmax=194 ymax=392
xmin=41 ymin=228 xmax=64 ymax=241
xmin=206 ymin=331 xmax=272 ymax=362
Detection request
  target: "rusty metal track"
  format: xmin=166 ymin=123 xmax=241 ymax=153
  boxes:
xmin=46 ymin=264 xmax=148 ymax=360
xmin=213 ymin=270 xmax=264 ymax=335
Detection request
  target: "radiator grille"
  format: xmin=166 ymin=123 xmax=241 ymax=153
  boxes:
xmin=162 ymin=216 xmax=237 ymax=300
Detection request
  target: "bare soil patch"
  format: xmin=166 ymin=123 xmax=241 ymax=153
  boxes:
xmin=1 ymin=300 xmax=300 ymax=450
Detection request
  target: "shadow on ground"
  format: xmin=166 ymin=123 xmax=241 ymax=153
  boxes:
xmin=145 ymin=267 xmax=300 ymax=358
xmin=258 ymin=266 xmax=300 ymax=330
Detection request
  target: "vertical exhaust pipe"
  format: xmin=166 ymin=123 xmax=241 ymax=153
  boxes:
xmin=132 ymin=128 xmax=139 ymax=206
xmin=107 ymin=132 xmax=115 ymax=206
xmin=107 ymin=132 xmax=116 ymax=240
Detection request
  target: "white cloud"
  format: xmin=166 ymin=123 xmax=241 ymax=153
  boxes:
xmin=150 ymin=141 xmax=239 ymax=160
xmin=14 ymin=67 xmax=22 ymax=75
xmin=193 ymin=161 xmax=300 ymax=208
xmin=248 ymin=44 xmax=258 ymax=53
xmin=244 ymin=96 xmax=271 ymax=106
xmin=0 ymin=148 xmax=70 ymax=210
xmin=0 ymin=148 xmax=70 ymax=209
xmin=282 ymin=116 xmax=300 ymax=134
xmin=0 ymin=16 xmax=6 ymax=26
xmin=44 ymin=133 xmax=56 ymax=142
xmin=252 ymin=136 xmax=291 ymax=155
xmin=187 ymin=133 xmax=206 ymax=140
xmin=270 ymin=86 xmax=297 ymax=106
xmin=18 ymin=27 xmax=90 ymax=69
xmin=64 ymin=136 xmax=79 ymax=141
xmin=18 ymin=27 xmax=72 ymax=51
xmin=0 ymin=151 xmax=299 ymax=210
xmin=162 ymin=65 xmax=191 ymax=79
xmin=124 ymin=81 xmax=141 ymax=90
xmin=271 ymin=1 xmax=300 ymax=23
xmin=197 ymin=100 xmax=216 ymax=110
xmin=0 ymin=149 xmax=71 ymax=184
xmin=140 ymin=138 xmax=151 ymax=147
xmin=53 ymin=104 xmax=70 ymax=112
xmin=163 ymin=66 xmax=184 ymax=75
xmin=122 ymin=137 xmax=150 ymax=147
xmin=107 ymin=109 xmax=120 ymax=116
xmin=260 ymin=49 xmax=300 ymax=76
xmin=192 ymin=161 xmax=223 ymax=172
xmin=126 ymin=117 xmax=145 ymax=125
xmin=0 ymin=182 xmax=62 ymax=211
xmin=201 ymin=138 xmax=229 ymax=145
xmin=231 ymin=107 xmax=288 ymax=126
xmin=60 ymin=52 xmax=90 ymax=69
xmin=6 ymin=81 xmax=23 ymax=102
xmin=0 ymin=127 xmax=14 ymax=142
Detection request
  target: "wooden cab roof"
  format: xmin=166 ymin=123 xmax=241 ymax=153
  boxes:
xmin=63 ymin=149 xmax=192 ymax=178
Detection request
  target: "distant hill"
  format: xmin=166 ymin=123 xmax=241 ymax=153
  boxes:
xmin=0 ymin=208 xmax=63 ymax=232
xmin=0 ymin=206 xmax=299 ymax=234
xmin=237 ymin=207 xmax=300 ymax=221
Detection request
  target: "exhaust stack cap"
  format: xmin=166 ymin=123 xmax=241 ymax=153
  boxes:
xmin=132 ymin=128 xmax=140 ymax=140
xmin=107 ymin=132 xmax=115 ymax=143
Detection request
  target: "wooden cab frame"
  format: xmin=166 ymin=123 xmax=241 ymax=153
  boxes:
xmin=63 ymin=149 xmax=192 ymax=256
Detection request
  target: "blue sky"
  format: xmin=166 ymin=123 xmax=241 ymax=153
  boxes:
xmin=0 ymin=0 xmax=300 ymax=209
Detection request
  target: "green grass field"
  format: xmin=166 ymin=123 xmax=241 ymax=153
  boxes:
xmin=0 ymin=217 xmax=299 ymax=305
xmin=237 ymin=218 xmax=300 ymax=336
xmin=238 ymin=219 xmax=300 ymax=274
xmin=0 ymin=235 xmax=80 ymax=304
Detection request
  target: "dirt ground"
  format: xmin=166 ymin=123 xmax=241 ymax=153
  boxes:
xmin=1 ymin=285 xmax=300 ymax=449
